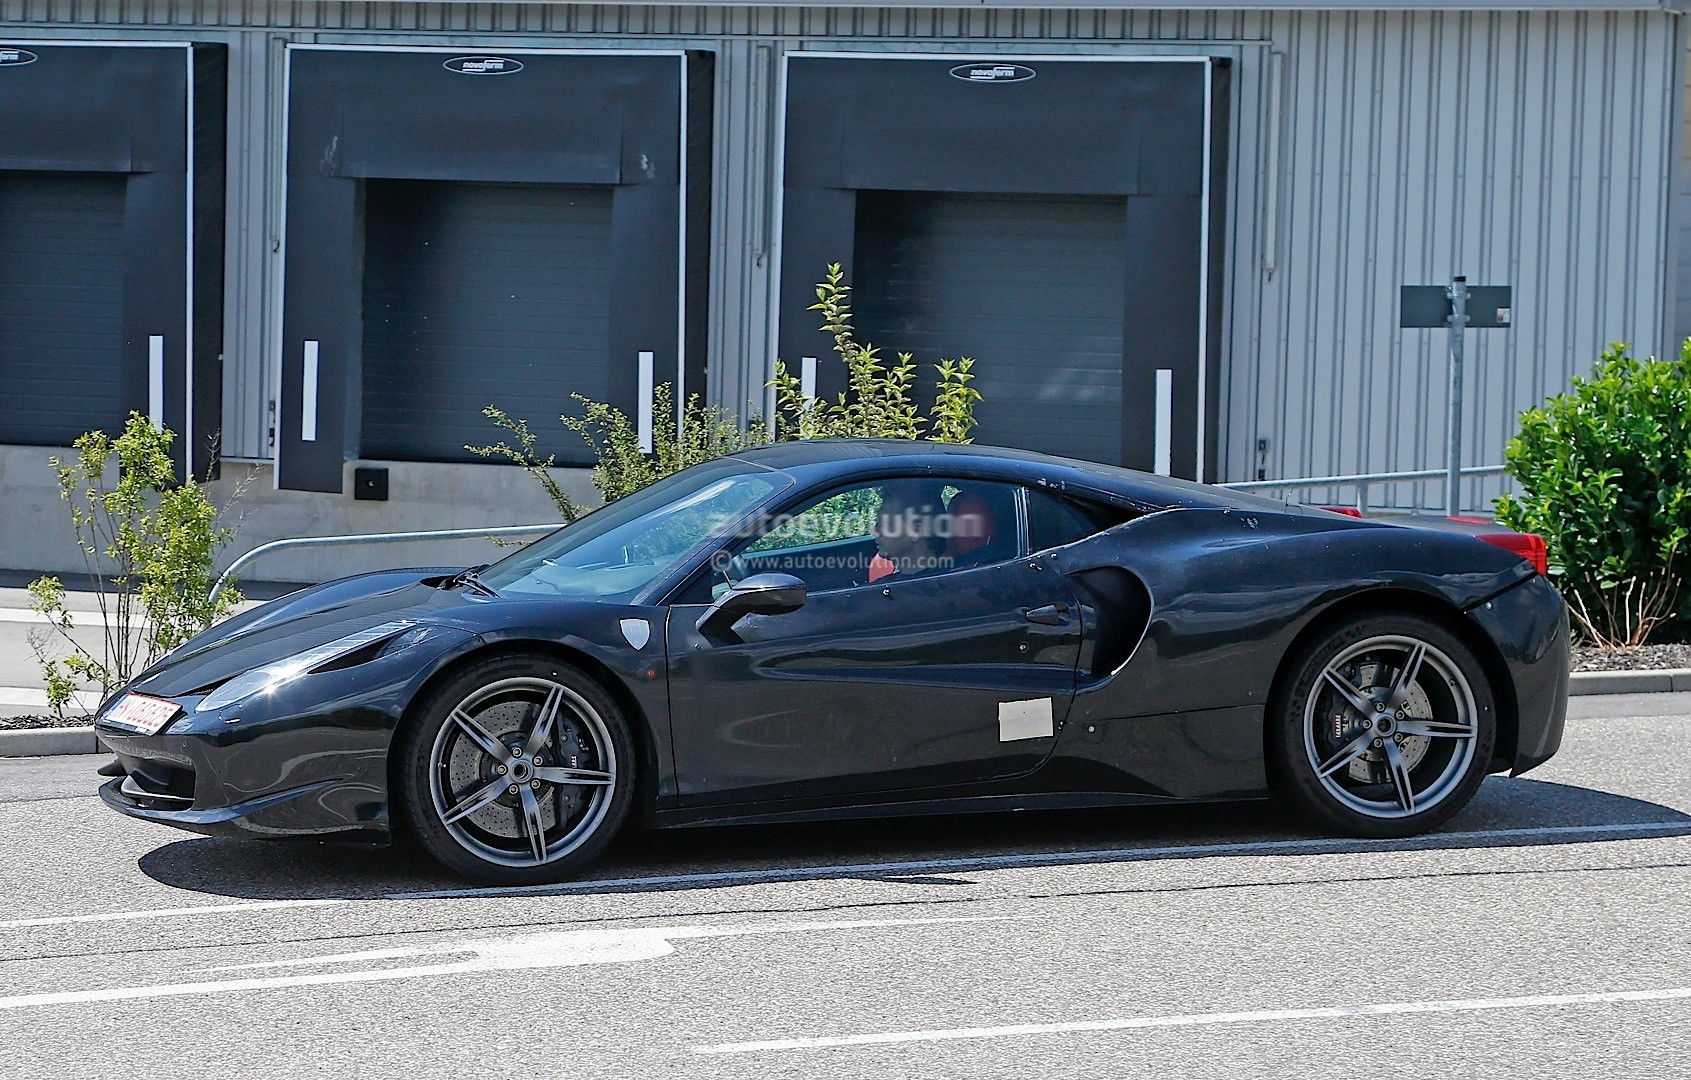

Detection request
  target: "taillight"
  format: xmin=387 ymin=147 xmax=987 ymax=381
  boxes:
xmin=1321 ymin=505 xmax=1365 ymax=518
xmin=1476 ymin=531 xmax=1549 ymax=575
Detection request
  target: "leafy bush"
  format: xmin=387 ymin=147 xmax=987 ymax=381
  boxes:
xmin=770 ymin=263 xmax=982 ymax=443
xmin=467 ymin=406 xmax=590 ymax=523
xmin=29 ymin=414 xmax=245 ymax=716
xmin=470 ymin=386 xmax=765 ymax=518
xmin=1495 ymin=342 xmax=1691 ymax=648
xmin=563 ymin=383 xmax=768 ymax=503
xmin=478 ymin=265 xmax=986 ymax=516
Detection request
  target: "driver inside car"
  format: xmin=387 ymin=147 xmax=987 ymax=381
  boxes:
xmin=868 ymin=479 xmax=950 ymax=583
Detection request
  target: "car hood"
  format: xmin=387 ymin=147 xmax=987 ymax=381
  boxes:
xmin=126 ymin=567 xmax=486 ymax=700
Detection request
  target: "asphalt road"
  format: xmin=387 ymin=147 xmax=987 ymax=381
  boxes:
xmin=1 ymin=693 xmax=1688 ymax=1078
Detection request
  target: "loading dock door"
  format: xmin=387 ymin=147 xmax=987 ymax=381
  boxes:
xmin=0 ymin=173 xmax=128 ymax=445
xmin=0 ymin=42 xmax=226 ymax=474
xmin=279 ymin=47 xmax=711 ymax=492
xmin=360 ymin=181 xmax=614 ymax=463
xmin=852 ymin=192 xmax=1129 ymax=465
xmin=779 ymin=55 xmax=1227 ymax=478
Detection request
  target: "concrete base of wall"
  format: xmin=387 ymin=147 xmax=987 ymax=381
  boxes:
xmin=0 ymin=444 xmax=599 ymax=585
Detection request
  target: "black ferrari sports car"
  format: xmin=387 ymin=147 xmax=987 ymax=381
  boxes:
xmin=97 ymin=440 xmax=1570 ymax=883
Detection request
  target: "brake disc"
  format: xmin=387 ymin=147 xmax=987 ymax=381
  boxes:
xmin=1332 ymin=661 xmax=1431 ymax=784
xmin=446 ymin=700 xmax=551 ymax=839
xmin=1324 ymin=659 xmax=1432 ymax=785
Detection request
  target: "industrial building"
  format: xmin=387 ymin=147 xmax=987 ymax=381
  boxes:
xmin=0 ymin=2 xmax=1685 ymax=578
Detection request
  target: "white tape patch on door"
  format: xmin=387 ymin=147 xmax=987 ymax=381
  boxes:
xmin=998 ymin=698 xmax=1054 ymax=742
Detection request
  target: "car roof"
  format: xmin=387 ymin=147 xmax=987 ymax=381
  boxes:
xmin=727 ymin=439 xmax=1291 ymax=512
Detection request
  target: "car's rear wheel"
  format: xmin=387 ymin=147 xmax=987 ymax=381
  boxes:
xmin=1270 ymin=613 xmax=1496 ymax=838
xmin=397 ymin=654 xmax=635 ymax=884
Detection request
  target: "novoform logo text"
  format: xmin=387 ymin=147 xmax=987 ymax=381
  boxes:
xmin=950 ymin=63 xmax=1035 ymax=84
xmin=443 ymin=56 xmax=523 ymax=76
xmin=0 ymin=48 xmax=39 ymax=67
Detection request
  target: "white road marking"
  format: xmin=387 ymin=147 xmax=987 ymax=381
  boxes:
xmin=0 ymin=899 xmax=348 ymax=930
xmin=0 ymin=607 xmax=137 ymax=627
xmin=0 ymin=609 xmax=56 ymax=624
xmin=11 ymin=819 xmax=1690 ymax=930
xmin=0 ymin=605 xmax=252 ymax=626
xmin=0 ymin=686 xmax=101 ymax=710
xmin=0 ymin=915 xmax=1016 ymax=1012
xmin=388 ymin=819 xmax=1691 ymax=899
xmin=695 ymin=986 xmax=1691 ymax=1054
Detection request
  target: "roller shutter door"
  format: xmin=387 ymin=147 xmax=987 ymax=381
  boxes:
xmin=0 ymin=173 xmax=128 ymax=446
xmin=359 ymin=180 xmax=614 ymax=465
xmin=851 ymin=191 xmax=1129 ymax=465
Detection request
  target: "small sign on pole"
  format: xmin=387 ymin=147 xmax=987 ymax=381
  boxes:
xmin=1400 ymin=279 xmax=1513 ymax=513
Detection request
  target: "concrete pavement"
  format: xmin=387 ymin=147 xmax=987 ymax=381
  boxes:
xmin=0 ymin=694 xmax=1686 ymax=1077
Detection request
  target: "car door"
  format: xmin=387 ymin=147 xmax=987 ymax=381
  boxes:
xmin=664 ymin=476 xmax=1083 ymax=806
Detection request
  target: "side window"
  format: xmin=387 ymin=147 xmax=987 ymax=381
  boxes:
xmin=699 ymin=476 xmax=1024 ymax=598
xmin=744 ymin=487 xmax=879 ymax=557
xmin=1026 ymin=489 xmax=1131 ymax=552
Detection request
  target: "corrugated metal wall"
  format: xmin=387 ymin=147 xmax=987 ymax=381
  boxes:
xmin=1255 ymin=10 xmax=1682 ymax=511
xmin=3 ymin=3 xmax=1679 ymax=511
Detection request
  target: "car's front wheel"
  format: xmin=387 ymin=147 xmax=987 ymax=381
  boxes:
xmin=1270 ymin=613 xmax=1496 ymax=838
xmin=397 ymin=654 xmax=636 ymax=884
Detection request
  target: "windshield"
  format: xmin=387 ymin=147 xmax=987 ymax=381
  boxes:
xmin=476 ymin=458 xmax=790 ymax=600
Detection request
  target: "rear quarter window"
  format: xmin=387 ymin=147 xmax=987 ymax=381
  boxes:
xmin=1027 ymin=489 xmax=1136 ymax=551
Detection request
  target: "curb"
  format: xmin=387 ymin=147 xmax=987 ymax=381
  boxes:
xmin=1569 ymin=667 xmax=1691 ymax=696
xmin=0 ymin=726 xmax=100 ymax=759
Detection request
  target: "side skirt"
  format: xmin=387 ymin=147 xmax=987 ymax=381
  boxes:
xmin=648 ymin=789 xmax=1266 ymax=830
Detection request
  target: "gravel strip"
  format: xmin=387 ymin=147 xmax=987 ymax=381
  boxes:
xmin=1573 ymin=643 xmax=1691 ymax=672
xmin=0 ymin=714 xmax=92 ymax=731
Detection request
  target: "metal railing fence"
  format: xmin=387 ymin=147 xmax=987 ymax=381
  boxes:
xmin=1219 ymin=465 xmax=1509 ymax=514
xmin=208 ymin=523 xmax=562 ymax=606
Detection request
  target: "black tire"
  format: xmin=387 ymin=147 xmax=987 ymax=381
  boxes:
xmin=1269 ymin=612 xmax=1496 ymax=839
xmin=396 ymin=653 xmax=637 ymax=884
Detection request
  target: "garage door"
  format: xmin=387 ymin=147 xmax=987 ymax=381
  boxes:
xmin=360 ymin=180 xmax=615 ymax=465
xmin=850 ymin=192 xmax=1129 ymax=465
xmin=0 ymin=172 xmax=128 ymax=446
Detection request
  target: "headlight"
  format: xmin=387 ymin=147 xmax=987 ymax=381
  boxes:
xmin=195 ymin=620 xmax=414 ymax=713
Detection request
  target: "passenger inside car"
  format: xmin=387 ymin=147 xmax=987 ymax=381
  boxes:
xmin=868 ymin=478 xmax=949 ymax=582
xmin=943 ymin=485 xmax=1017 ymax=568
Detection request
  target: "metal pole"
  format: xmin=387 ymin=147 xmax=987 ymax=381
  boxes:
xmin=1445 ymin=276 xmax=1469 ymax=515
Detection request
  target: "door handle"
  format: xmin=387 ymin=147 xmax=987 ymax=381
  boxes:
xmin=1023 ymin=603 xmax=1070 ymax=626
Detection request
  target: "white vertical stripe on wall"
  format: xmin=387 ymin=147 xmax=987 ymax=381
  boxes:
xmin=5 ymin=3 xmax=1677 ymax=513
xmin=147 ymin=335 xmax=165 ymax=427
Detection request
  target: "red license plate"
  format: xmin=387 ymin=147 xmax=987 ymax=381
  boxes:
xmin=103 ymin=693 xmax=181 ymax=735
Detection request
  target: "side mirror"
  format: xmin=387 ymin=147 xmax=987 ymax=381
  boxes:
xmin=696 ymin=572 xmax=807 ymax=638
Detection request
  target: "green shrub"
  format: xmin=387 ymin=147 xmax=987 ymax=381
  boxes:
xmin=1495 ymin=342 xmax=1691 ymax=648
xmin=770 ymin=263 xmax=982 ymax=443
xmin=562 ymin=383 xmax=767 ymax=503
xmin=467 ymin=406 xmax=590 ymax=523
xmin=29 ymin=414 xmax=245 ymax=716
xmin=470 ymin=386 xmax=765 ymax=518
xmin=478 ymin=265 xmax=986 ymax=517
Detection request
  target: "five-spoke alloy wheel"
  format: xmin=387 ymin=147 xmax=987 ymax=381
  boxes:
xmin=398 ymin=655 xmax=636 ymax=884
xmin=1271 ymin=613 xmax=1496 ymax=838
